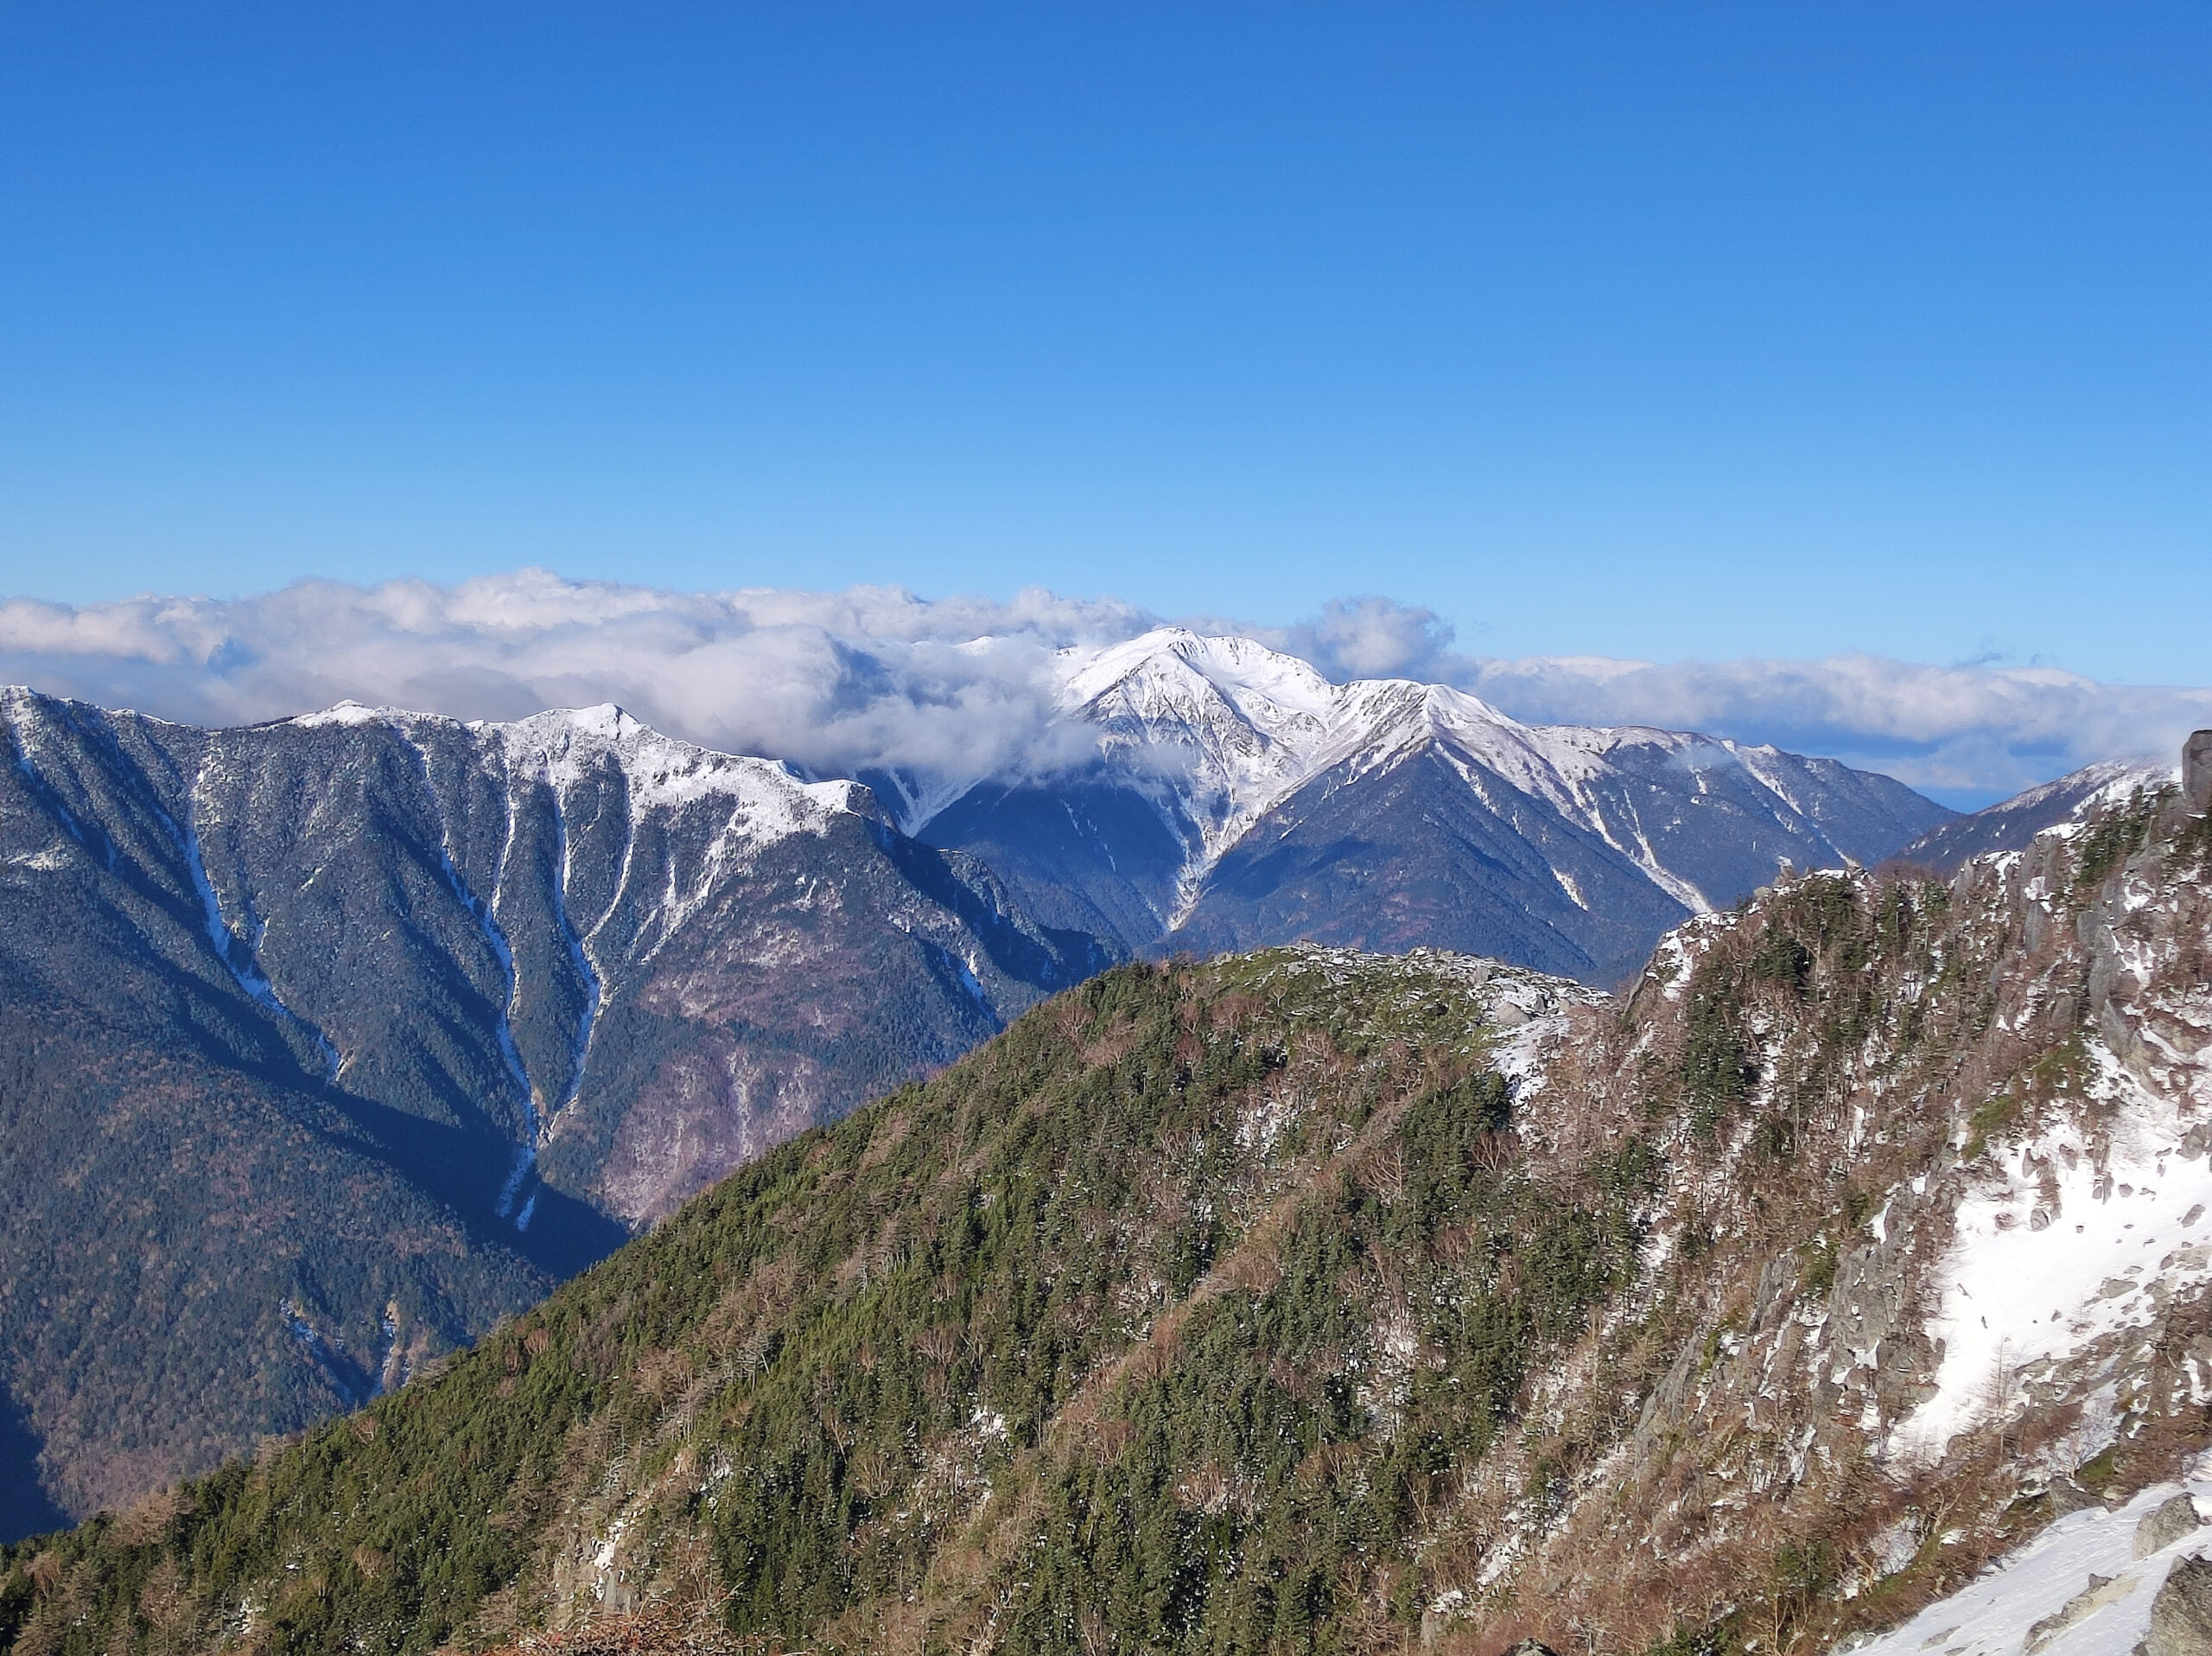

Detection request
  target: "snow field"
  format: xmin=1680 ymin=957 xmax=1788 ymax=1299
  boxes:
xmin=1843 ymin=1474 xmax=2212 ymax=1656
xmin=1893 ymin=1044 xmax=2212 ymax=1465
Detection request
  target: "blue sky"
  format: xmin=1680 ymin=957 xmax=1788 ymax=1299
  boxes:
xmin=0 ymin=3 xmax=2206 ymax=690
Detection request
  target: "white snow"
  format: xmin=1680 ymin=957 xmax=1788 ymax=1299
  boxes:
xmin=1844 ymin=1476 xmax=2212 ymax=1656
xmin=493 ymin=704 xmax=867 ymax=841
xmin=1891 ymin=1041 xmax=2212 ymax=1465
xmin=288 ymin=700 xmax=868 ymax=846
xmin=289 ymin=699 xmax=393 ymax=728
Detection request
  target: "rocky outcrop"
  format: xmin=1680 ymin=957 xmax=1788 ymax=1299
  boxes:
xmin=2139 ymin=1495 xmax=2206 ymax=1560
xmin=2140 ymin=1554 xmax=2212 ymax=1656
xmin=2185 ymin=730 xmax=2212 ymax=814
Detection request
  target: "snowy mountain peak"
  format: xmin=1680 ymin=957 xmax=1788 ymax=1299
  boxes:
xmin=1058 ymin=626 xmax=1338 ymax=717
xmin=902 ymin=627 xmax=1957 ymax=975
xmin=490 ymin=703 xmax=868 ymax=828
xmin=284 ymin=698 xmax=874 ymax=841
xmin=1036 ymin=627 xmax=1936 ymax=920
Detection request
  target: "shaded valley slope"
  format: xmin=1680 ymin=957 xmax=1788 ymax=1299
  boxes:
xmin=0 ymin=690 xmax=1100 ymax=1526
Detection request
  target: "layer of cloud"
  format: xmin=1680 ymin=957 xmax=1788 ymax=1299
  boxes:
xmin=1 ymin=572 xmax=2204 ymax=810
xmin=1443 ymin=653 xmax=2209 ymax=804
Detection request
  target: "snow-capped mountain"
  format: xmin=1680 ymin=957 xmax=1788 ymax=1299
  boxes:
xmin=0 ymin=687 xmax=1101 ymax=1521
xmin=0 ymin=657 xmax=1957 ymax=1533
xmin=18 ymin=748 xmax=2210 ymax=1653
xmin=1898 ymin=756 xmax=2177 ymax=873
xmin=920 ymin=627 xmax=1954 ymax=982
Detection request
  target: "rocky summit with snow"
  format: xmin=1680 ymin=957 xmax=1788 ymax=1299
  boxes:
xmin=4 ymin=753 xmax=2206 ymax=1656
xmin=918 ymin=627 xmax=1955 ymax=983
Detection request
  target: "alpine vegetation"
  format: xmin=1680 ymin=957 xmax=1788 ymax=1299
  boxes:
xmin=6 ymin=767 xmax=2208 ymax=1656
xmin=0 ymin=660 xmax=1948 ymax=1533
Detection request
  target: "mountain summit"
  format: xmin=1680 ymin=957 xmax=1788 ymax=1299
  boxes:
xmin=921 ymin=627 xmax=1954 ymax=981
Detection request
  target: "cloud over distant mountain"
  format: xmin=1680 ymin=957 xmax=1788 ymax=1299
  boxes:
xmin=1 ymin=571 xmax=2203 ymax=806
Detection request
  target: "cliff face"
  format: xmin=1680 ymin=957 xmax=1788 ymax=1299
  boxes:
xmin=3 ymin=783 xmax=2205 ymax=1656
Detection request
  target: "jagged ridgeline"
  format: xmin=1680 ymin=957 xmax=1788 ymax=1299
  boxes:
xmin=7 ymin=786 xmax=2210 ymax=1656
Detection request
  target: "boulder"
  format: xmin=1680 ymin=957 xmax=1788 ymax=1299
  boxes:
xmin=2139 ymin=1555 xmax=2212 ymax=1656
xmin=2139 ymin=1494 xmax=2206 ymax=1559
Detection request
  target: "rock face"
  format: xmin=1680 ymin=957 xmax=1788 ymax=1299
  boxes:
xmin=2185 ymin=729 xmax=2212 ymax=813
xmin=2027 ymin=1574 xmax=2121 ymax=1650
xmin=2141 ymin=1555 xmax=2212 ymax=1656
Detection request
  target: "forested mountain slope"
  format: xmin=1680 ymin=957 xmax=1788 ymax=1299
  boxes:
xmin=0 ymin=689 xmax=1100 ymax=1527
xmin=7 ymin=776 xmax=2206 ymax=1656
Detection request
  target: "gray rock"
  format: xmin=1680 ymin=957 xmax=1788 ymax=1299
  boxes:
xmin=2187 ymin=730 xmax=2212 ymax=813
xmin=2138 ymin=1555 xmax=2212 ymax=1656
xmin=2029 ymin=1575 xmax=2116 ymax=1650
xmin=2046 ymin=1476 xmax=2101 ymax=1516
xmin=2138 ymin=1494 xmax=2205 ymax=1559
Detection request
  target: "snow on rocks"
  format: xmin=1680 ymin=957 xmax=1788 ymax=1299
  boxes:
xmin=1843 ymin=1475 xmax=2212 ymax=1656
xmin=293 ymin=700 xmax=871 ymax=848
xmin=493 ymin=704 xmax=868 ymax=834
xmin=1891 ymin=1077 xmax=2212 ymax=1465
xmin=1891 ymin=798 xmax=2212 ymax=1468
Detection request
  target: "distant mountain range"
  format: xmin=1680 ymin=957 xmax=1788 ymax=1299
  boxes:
xmin=3 ymin=633 xmax=2133 ymax=1534
xmin=1894 ymin=757 xmax=2171 ymax=871
xmin=912 ymin=627 xmax=1955 ymax=982
xmin=0 ymin=689 xmax=1098 ymax=1522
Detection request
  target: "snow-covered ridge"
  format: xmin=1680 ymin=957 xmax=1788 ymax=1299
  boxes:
xmin=2002 ymin=760 xmax=2177 ymax=820
xmin=490 ymin=704 xmax=870 ymax=827
xmin=1052 ymin=627 xmax=1901 ymax=912
xmin=294 ymin=699 xmax=874 ymax=841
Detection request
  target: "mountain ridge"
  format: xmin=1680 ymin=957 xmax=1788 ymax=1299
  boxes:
xmin=0 ymin=666 xmax=2124 ymax=1543
xmin=0 ymin=685 xmax=1101 ymax=1526
xmin=1895 ymin=756 xmax=2174 ymax=873
xmin=921 ymin=627 xmax=1955 ymax=979
xmin=10 ymin=773 xmax=2205 ymax=1655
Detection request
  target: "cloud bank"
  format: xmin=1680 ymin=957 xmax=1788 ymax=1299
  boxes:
xmin=2 ymin=571 xmax=2204 ymax=809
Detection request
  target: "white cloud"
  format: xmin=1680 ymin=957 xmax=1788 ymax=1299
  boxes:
xmin=1 ymin=572 xmax=2203 ymax=809
xmin=1440 ymin=651 xmax=2211 ymax=803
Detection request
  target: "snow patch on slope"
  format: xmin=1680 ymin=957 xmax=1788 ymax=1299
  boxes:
xmin=1891 ymin=1057 xmax=2212 ymax=1465
xmin=1844 ymin=1476 xmax=2212 ymax=1656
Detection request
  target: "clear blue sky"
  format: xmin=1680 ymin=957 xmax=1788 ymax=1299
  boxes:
xmin=1 ymin=3 xmax=2205 ymax=684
